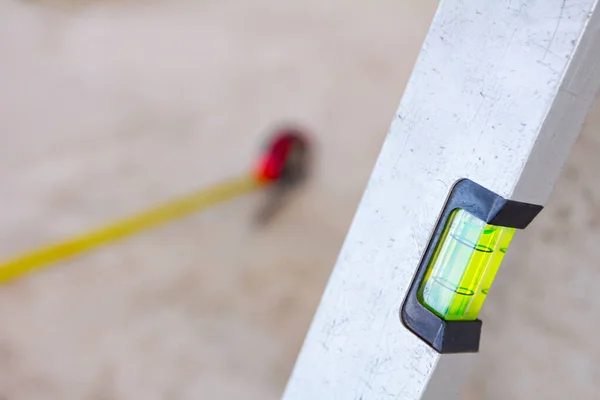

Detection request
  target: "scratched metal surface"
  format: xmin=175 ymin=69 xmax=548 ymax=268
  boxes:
xmin=283 ymin=1 xmax=600 ymax=399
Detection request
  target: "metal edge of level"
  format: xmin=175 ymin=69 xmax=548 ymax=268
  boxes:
xmin=283 ymin=1 xmax=600 ymax=399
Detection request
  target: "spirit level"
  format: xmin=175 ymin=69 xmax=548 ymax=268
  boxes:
xmin=283 ymin=1 xmax=600 ymax=399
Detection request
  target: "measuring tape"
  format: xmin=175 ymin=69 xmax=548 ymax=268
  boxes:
xmin=0 ymin=175 xmax=262 ymax=283
xmin=0 ymin=128 xmax=310 ymax=284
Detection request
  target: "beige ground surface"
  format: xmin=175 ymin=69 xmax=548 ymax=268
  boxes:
xmin=0 ymin=1 xmax=598 ymax=399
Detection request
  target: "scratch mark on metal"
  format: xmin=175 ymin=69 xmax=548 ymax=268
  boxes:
xmin=543 ymin=0 xmax=567 ymax=59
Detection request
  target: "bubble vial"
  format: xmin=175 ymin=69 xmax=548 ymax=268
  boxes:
xmin=417 ymin=209 xmax=515 ymax=321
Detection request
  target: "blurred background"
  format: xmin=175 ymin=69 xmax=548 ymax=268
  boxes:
xmin=0 ymin=0 xmax=599 ymax=399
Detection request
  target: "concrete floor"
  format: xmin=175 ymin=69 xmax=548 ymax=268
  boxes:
xmin=0 ymin=1 xmax=598 ymax=399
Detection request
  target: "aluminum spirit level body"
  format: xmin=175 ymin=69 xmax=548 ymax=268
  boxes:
xmin=283 ymin=1 xmax=600 ymax=399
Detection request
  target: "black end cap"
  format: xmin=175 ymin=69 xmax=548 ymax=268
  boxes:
xmin=433 ymin=320 xmax=482 ymax=353
xmin=489 ymin=200 xmax=543 ymax=229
